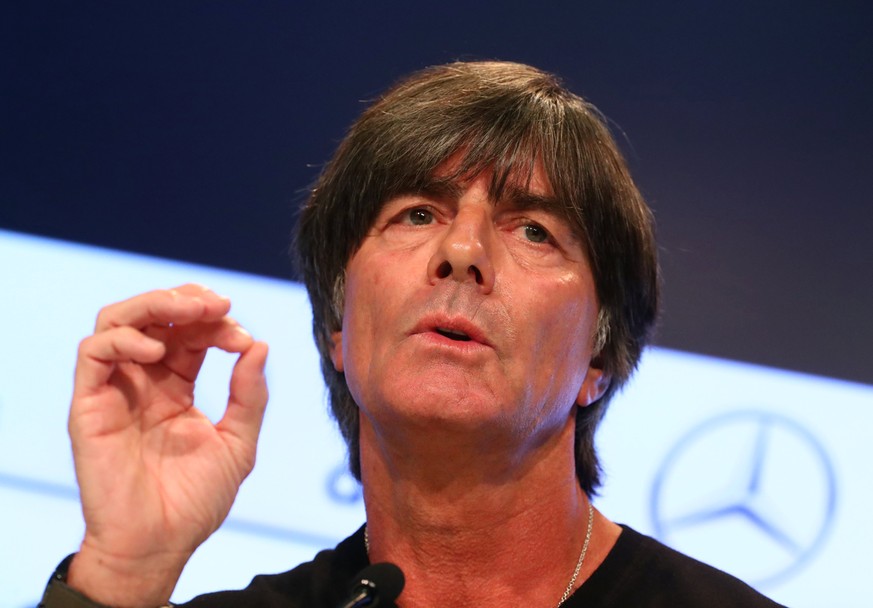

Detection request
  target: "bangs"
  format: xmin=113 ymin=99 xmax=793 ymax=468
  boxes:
xmin=360 ymin=87 xmax=572 ymax=220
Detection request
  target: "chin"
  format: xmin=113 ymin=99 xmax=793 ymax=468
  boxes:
xmin=374 ymin=379 xmax=506 ymax=429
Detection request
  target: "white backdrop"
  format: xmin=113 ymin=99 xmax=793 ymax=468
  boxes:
xmin=1 ymin=229 xmax=868 ymax=607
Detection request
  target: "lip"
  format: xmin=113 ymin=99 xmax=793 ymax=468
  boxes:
xmin=410 ymin=314 xmax=493 ymax=348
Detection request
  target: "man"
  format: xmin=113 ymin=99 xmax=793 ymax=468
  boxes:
xmin=41 ymin=61 xmax=785 ymax=607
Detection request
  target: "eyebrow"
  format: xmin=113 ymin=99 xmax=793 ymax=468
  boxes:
xmin=413 ymin=179 xmax=464 ymax=202
xmin=400 ymin=177 xmax=582 ymax=244
xmin=411 ymin=179 xmax=563 ymax=215
xmin=499 ymin=185 xmax=563 ymax=216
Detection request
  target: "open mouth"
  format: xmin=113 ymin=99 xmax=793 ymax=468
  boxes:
xmin=435 ymin=327 xmax=472 ymax=342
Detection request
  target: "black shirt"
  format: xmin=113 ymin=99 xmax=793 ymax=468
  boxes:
xmin=180 ymin=525 xmax=786 ymax=607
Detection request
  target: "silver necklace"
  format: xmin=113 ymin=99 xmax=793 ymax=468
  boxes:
xmin=556 ymin=501 xmax=594 ymax=607
xmin=363 ymin=501 xmax=595 ymax=607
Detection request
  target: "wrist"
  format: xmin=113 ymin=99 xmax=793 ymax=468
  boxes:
xmin=66 ymin=545 xmax=186 ymax=608
xmin=40 ymin=554 xmax=174 ymax=608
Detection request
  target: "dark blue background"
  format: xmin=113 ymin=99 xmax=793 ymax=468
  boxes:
xmin=3 ymin=1 xmax=871 ymax=384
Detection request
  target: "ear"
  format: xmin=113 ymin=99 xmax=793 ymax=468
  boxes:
xmin=328 ymin=330 xmax=344 ymax=372
xmin=576 ymin=357 xmax=611 ymax=407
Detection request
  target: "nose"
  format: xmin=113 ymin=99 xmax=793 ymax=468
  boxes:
xmin=426 ymin=206 xmax=496 ymax=293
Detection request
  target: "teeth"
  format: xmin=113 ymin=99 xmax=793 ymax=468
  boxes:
xmin=437 ymin=327 xmax=472 ymax=341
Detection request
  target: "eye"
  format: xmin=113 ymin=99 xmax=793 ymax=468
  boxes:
xmin=404 ymin=208 xmax=434 ymax=226
xmin=522 ymin=223 xmax=550 ymax=243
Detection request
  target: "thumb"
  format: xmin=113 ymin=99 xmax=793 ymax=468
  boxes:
xmin=217 ymin=341 xmax=269 ymax=450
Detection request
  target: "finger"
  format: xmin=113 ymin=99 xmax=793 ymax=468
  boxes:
xmin=159 ymin=321 xmax=256 ymax=383
xmin=73 ymin=327 xmax=166 ymax=398
xmin=94 ymin=285 xmax=231 ymax=333
xmin=176 ymin=318 xmax=254 ymax=354
xmin=217 ymin=341 xmax=269 ymax=451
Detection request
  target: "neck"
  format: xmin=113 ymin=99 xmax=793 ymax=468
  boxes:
xmin=359 ymin=415 xmax=621 ymax=608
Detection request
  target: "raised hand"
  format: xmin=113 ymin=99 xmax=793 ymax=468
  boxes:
xmin=66 ymin=284 xmax=269 ymax=607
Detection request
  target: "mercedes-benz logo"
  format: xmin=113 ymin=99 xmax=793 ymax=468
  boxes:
xmin=651 ymin=410 xmax=836 ymax=587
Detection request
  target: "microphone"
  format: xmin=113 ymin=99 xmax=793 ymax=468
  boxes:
xmin=337 ymin=562 xmax=405 ymax=608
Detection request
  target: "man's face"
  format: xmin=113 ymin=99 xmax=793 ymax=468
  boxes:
xmin=330 ymin=164 xmax=608 ymax=452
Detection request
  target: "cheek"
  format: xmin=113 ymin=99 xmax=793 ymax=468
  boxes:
xmin=368 ymin=268 xmax=383 ymax=289
xmin=533 ymin=283 xmax=598 ymax=371
xmin=340 ymin=306 xmax=370 ymax=411
xmin=340 ymin=264 xmax=395 ymax=381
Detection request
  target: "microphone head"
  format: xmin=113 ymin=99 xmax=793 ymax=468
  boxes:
xmin=353 ymin=562 xmax=405 ymax=605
